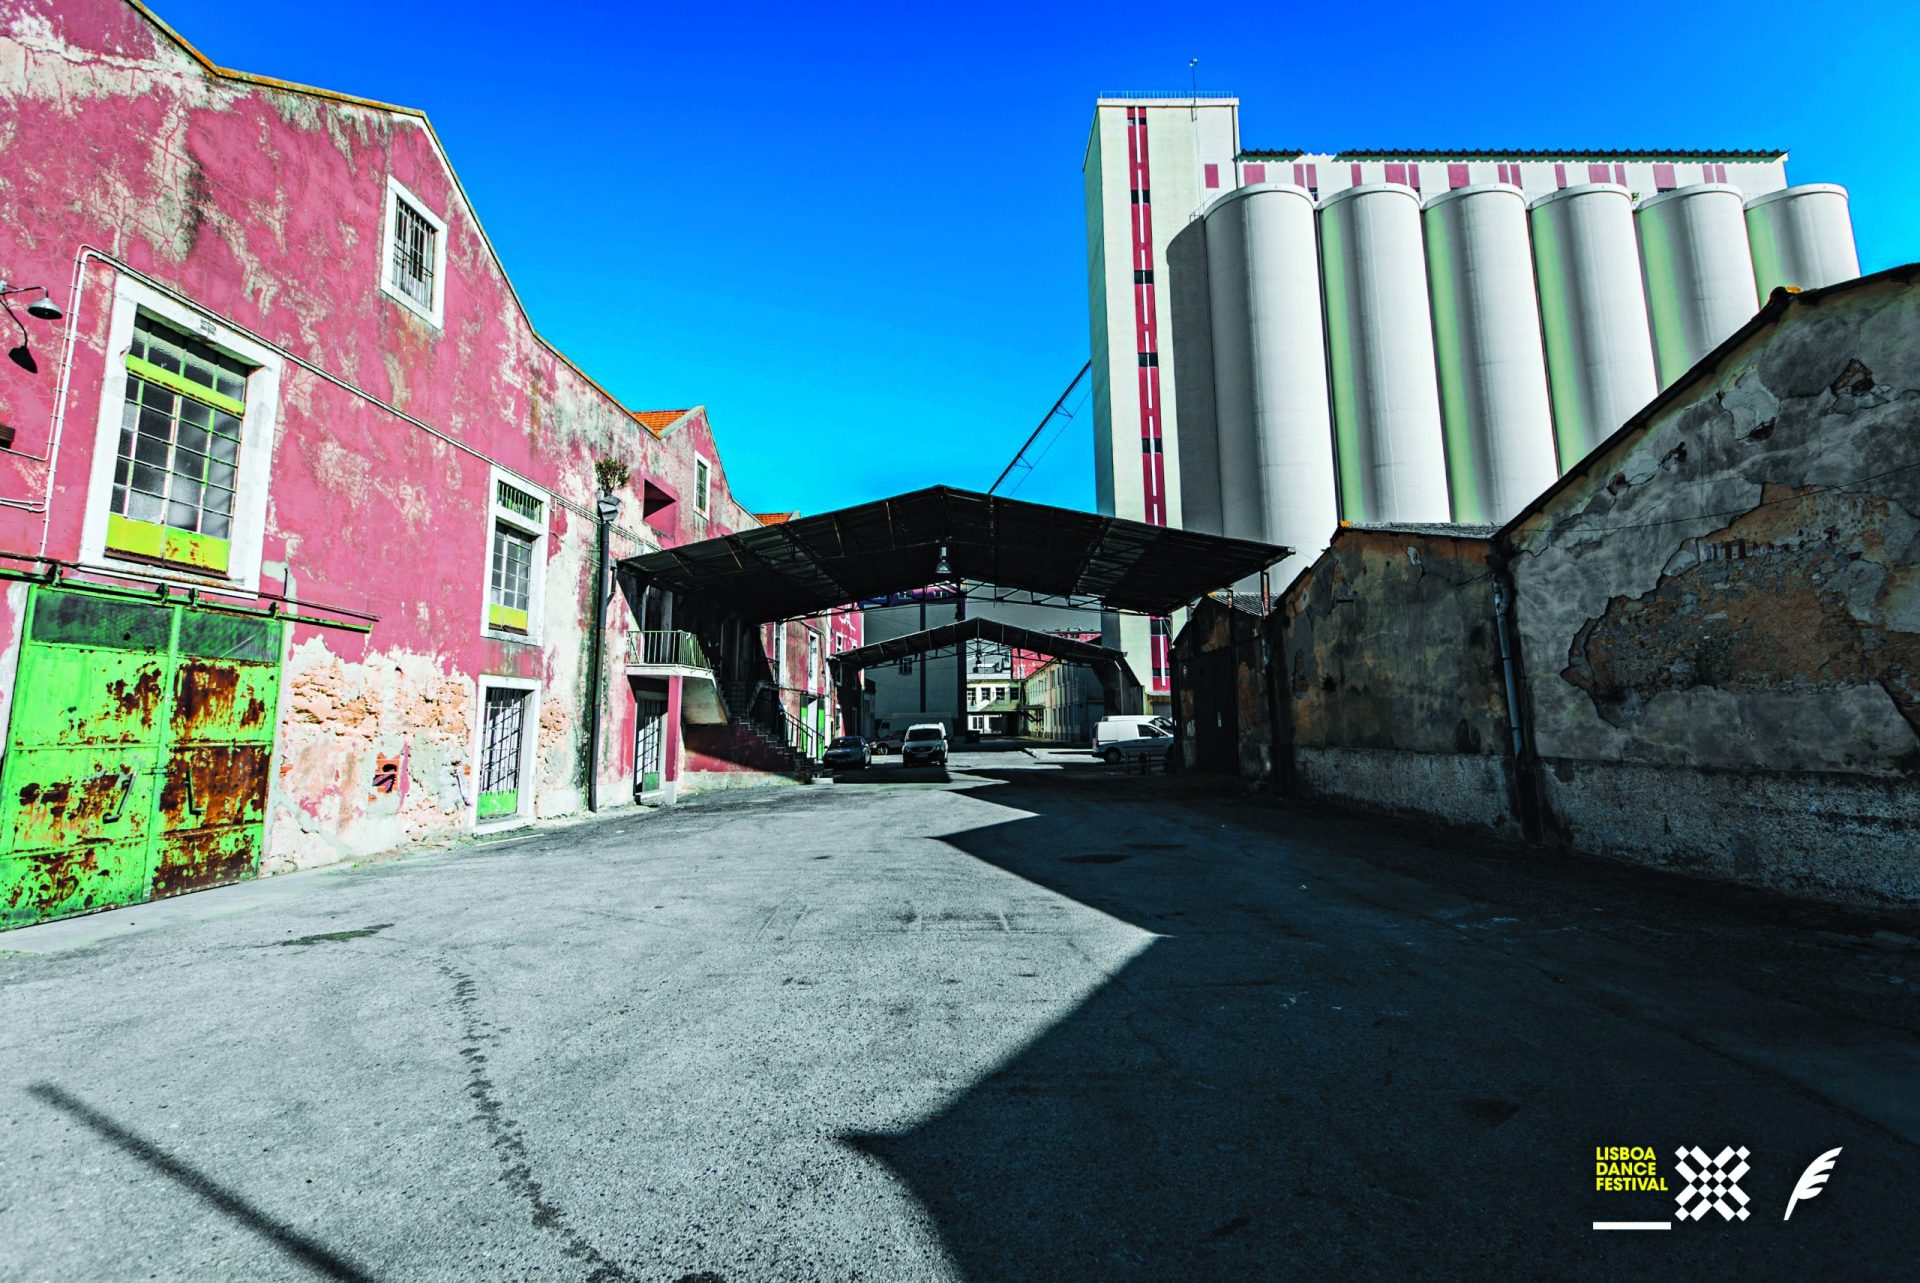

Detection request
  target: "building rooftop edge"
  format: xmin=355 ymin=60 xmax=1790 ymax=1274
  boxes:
xmin=1096 ymin=95 xmax=1238 ymax=104
xmin=1241 ymin=146 xmax=1788 ymax=161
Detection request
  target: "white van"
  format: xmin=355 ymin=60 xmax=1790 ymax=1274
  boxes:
xmin=1093 ymin=716 xmax=1166 ymax=751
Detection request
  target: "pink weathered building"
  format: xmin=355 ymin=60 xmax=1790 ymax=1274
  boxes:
xmin=0 ymin=0 xmax=853 ymax=927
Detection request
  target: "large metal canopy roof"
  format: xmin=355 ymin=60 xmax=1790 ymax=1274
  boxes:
xmin=621 ymin=485 xmax=1289 ymax=623
xmin=827 ymin=616 xmax=1126 ymax=677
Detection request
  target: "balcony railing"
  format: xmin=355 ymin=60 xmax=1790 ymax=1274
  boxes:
xmin=626 ymin=630 xmax=712 ymax=671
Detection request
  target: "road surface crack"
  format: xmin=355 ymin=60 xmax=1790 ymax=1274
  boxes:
xmin=440 ymin=963 xmax=641 ymax=1282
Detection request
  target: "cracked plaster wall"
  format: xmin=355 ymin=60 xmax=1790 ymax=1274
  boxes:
xmin=1506 ymin=274 xmax=1920 ymax=903
xmin=1277 ymin=528 xmax=1516 ymax=832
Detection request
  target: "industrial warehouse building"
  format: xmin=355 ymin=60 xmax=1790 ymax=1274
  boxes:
xmin=0 ymin=0 xmax=854 ymax=928
xmin=1084 ymin=97 xmax=1862 ymax=697
xmin=1171 ymin=267 xmax=1920 ymax=910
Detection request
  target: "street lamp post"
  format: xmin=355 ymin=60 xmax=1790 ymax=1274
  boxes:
xmin=587 ymin=491 xmax=620 ymax=812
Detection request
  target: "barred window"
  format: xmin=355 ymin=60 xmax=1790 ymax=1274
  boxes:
xmin=108 ymin=313 xmax=249 ymax=573
xmin=391 ymin=197 xmax=437 ymax=309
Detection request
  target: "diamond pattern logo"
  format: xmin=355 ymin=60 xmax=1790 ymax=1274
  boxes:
xmin=1675 ymin=1145 xmax=1751 ymax=1221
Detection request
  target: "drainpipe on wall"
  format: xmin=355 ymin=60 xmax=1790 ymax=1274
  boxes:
xmin=588 ymin=493 xmax=619 ymax=812
xmin=1489 ymin=553 xmax=1543 ymax=841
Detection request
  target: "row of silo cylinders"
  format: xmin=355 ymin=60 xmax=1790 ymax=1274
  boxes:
xmin=1204 ymin=180 xmax=1858 ymax=574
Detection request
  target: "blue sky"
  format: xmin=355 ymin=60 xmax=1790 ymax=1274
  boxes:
xmin=152 ymin=0 xmax=1918 ymax=517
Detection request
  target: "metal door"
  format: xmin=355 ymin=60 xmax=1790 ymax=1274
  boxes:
xmin=152 ymin=610 xmax=282 ymax=898
xmin=634 ymin=690 xmax=666 ymax=794
xmin=0 ymin=587 xmax=284 ymax=928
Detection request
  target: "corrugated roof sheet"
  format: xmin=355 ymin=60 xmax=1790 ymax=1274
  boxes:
xmin=624 ymin=486 xmax=1290 ymax=623
xmin=754 ymin=512 xmax=797 ymax=526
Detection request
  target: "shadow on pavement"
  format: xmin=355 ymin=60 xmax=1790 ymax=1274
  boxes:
xmin=26 ymin=1083 xmax=379 ymax=1283
xmin=843 ymin=767 xmax=1920 ymax=1280
xmin=827 ymin=764 xmax=953 ymax=785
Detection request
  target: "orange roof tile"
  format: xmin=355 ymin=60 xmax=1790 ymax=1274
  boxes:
xmin=754 ymin=511 xmax=798 ymax=526
xmin=630 ymin=408 xmax=693 ymax=436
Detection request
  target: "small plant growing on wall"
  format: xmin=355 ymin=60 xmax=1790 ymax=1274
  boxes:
xmin=593 ymin=457 xmax=630 ymax=496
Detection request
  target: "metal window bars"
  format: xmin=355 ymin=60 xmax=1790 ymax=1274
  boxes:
xmin=496 ymin=480 xmax=543 ymax=522
xmin=391 ymin=198 xmax=437 ymax=308
xmin=478 ymin=688 xmax=525 ymax=796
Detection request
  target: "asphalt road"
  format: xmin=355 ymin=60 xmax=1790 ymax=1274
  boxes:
xmin=3 ymin=747 xmax=1918 ymax=1281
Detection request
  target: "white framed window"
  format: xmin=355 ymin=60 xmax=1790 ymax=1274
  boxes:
xmin=379 ymin=176 xmax=448 ymax=327
xmin=80 ymin=277 xmax=281 ymax=593
xmin=773 ymin=621 xmax=787 ymax=685
xmin=693 ymin=454 xmax=713 ymax=516
xmin=481 ymin=465 xmax=548 ymax=644
xmin=472 ymin=674 xmax=539 ymax=827
xmin=806 ymin=629 xmax=821 ymax=694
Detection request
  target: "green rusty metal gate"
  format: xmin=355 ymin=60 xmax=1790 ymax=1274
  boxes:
xmin=0 ymin=586 xmax=284 ymax=928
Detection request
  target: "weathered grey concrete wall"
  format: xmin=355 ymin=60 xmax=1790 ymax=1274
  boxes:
xmin=1505 ymin=271 xmax=1920 ymax=905
xmin=1279 ymin=527 xmax=1517 ymax=832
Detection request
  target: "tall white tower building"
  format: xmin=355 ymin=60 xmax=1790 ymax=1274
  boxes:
xmin=1084 ymin=97 xmax=1861 ymax=698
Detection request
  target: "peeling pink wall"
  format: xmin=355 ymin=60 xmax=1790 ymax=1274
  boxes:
xmin=0 ymin=0 xmax=856 ymax=867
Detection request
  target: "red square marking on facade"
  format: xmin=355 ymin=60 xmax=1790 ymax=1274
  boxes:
xmin=1244 ymin=163 xmax=1266 ymax=184
xmin=1204 ymin=162 xmax=1219 ymax=188
xmin=1449 ymin=163 xmax=1470 ymax=189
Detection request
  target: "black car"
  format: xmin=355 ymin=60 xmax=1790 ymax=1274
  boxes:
xmin=822 ymin=736 xmax=871 ymax=771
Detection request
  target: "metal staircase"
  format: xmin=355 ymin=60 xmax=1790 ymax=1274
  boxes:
xmin=717 ymin=677 xmax=819 ymax=779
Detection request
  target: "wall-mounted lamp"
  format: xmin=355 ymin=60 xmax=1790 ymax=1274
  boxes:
xmin=1 ymin=281 xmax=64 ymax=374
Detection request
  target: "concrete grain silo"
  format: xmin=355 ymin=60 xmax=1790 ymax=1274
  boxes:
xmin=1746 ymin=184 xmax=1860 ymax=297
xmin=1636 ymin=184 xmax=1760 ymax=386
xmin=1422 ymin=184 xmax=1559 ymax=523
xmin=1203 ymin=184 xmax=1338 ymax=579
xmin=1319 ymin=184 xmax=1451 ymax=523
xmin=1529 ymin=184 xmax=1659 ymax=469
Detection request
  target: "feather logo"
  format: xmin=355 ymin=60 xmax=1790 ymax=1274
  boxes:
xmin=1783 ymin=1147 xmax=1842 ymax=1221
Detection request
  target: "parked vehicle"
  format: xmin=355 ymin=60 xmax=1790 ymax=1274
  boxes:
xmin=822 ymin=736 xmax=871 ymax=771
xmin=901 ymin=723 xmax=949 ymax=767
xmin=1100 ymin=723 xmax=1172 ymax=766
xmin=1094 ymin=715 xmax=1165 ymax=752
xmin=870 ymin=732 xmax=902 ymax=755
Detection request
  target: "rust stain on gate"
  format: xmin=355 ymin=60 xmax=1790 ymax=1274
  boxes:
xmin=0 ymin=588 xmax=285 ymax=928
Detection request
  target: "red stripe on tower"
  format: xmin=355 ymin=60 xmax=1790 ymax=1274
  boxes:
xmin=1123 ymin=106 xmax=1170 ymax=693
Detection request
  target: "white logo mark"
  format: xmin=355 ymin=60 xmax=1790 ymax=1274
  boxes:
xmin=1784 ymin=1147 xmax=1842 ymax=1221
xmin=1675 ymin=1145 xmax=1750 ymax=1221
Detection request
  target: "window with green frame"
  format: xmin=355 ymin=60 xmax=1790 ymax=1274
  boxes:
xmin=109 ymin=314 xmax=249 ymax=574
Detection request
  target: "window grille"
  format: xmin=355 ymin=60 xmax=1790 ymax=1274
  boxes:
xmin=112 ymin=314 xmax=247 ymax=553
xmin=391 ymin=197 xmax=438 ymax=309
xmin=478 ymin=687 xmax=527 ymax=816
xmin=496 ymin=480 xmax=543 ymax=522
xmin=694 ymin=458 xmax=712 ymax=514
